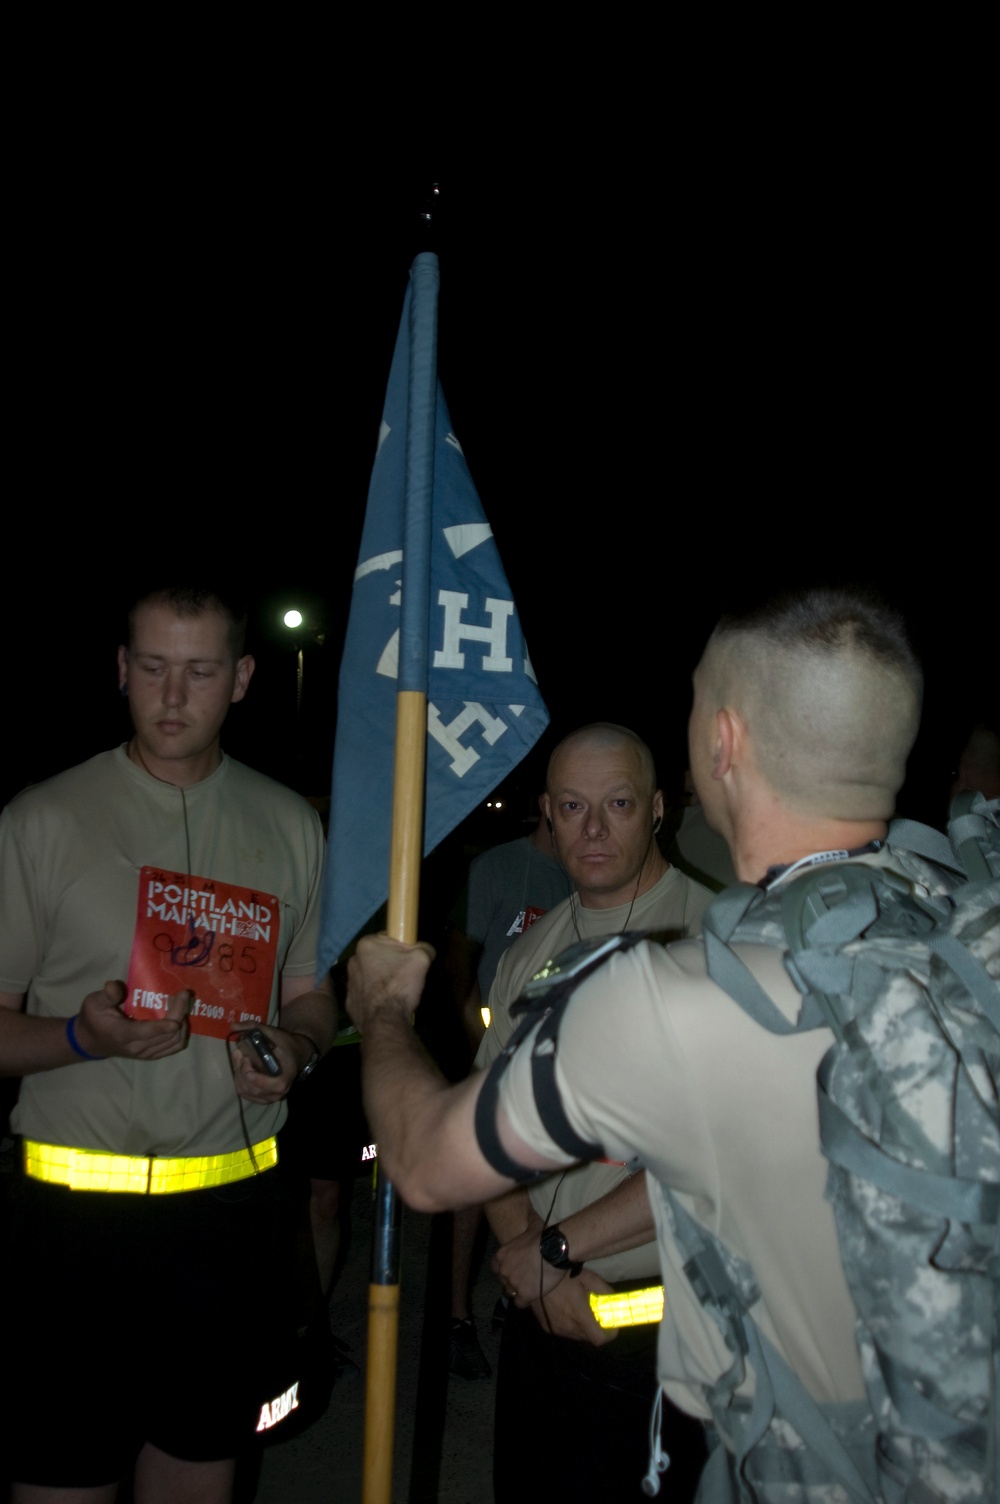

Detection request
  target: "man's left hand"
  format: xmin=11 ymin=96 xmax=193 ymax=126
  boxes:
xmin=229 ymin=1025 xmax=311 ymax=1103
xmin=528 ymin=1269 xmax=618 ymax=1346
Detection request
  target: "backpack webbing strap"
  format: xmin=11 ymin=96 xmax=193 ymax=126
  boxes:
xmin=817 ymin=1055 xmax=1000 ymax=1226
xmin=785 ymin=873 xmax=881 ymax=949
xmin=702 ymin=882 xmax=767 ymax=944
xmin=667 ymin=1192 xmax=878 ymax=1503
xmin=891 ymin=796 xmax=1000 ymax=883
xmin=888 ymin=819 xmax=964 ymax=874
xmin=929 ymin=921 xmax=1000 ymax=1031
xmin=739 ymin=1318 xmax=877 ymax=1503
xmin=949 ymin=792 xmax=1000 ymax=882
xmin=949 ymin=818 xmax=995 ymax=883
xmin=877 ymin=1346 xmax=989 ymax=1450
xmin=779 ymin=870 xmax=884 ymax=1042
xmin=665 ymin=1191 xmax=751 ymax=1409
xmin=703 ymin=927 xmax=805 ymax=1035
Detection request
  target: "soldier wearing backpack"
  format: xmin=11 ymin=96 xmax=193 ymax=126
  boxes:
xmin=347 ymin=587 xmax=999 ymax=1503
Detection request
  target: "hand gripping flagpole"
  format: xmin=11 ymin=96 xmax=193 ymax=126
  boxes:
xmin=363 ymin=251 xmax=439 ymax=1504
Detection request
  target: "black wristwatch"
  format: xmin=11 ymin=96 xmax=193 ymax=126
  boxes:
xmin=539 ymin=1225 xmax=583 ymax=1278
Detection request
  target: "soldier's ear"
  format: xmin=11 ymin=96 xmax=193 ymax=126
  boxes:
xmin=231 ymin=655 xmax=256 ymax=704
xmin=713 ymin=709 xmax=738 ymax=779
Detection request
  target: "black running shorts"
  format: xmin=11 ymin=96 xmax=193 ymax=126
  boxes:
xmin=3 ymin=1161 xmax=299 ymax=1488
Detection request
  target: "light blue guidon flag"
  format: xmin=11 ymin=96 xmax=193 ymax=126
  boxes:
xmin=318 ymin=254 xmax=549 ymax=975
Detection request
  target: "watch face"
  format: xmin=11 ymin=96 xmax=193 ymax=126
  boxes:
xmin=539 ymin=1228 xmax=569 ymax=1267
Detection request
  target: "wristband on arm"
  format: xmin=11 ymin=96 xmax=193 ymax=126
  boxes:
xmin=66 ymin=1015 xmax=106 ymax=1061
xmin=291 ymin=1033 xmax=321 ymax=1079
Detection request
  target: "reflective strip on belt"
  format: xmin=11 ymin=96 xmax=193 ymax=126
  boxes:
xmin=589 ymin=1284 xmax=664 ymax=1329
xmin=23 ymin=1136 xmax=278 ymax=1194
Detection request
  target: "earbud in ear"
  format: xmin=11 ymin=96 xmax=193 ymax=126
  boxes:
xmin=546 ymin=817 xmax=554 ymax=834
xmin=652 ymin=817 xmax=661 ymax=834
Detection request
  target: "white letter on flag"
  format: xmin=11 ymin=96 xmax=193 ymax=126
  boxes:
xmin=427 ymin=702 xmax=509 ymax=776
xmin=433 ymin=592 xmax=513 ymax=672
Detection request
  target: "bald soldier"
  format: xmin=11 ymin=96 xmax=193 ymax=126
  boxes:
xmin=479 ymin=724 xmax=715 ymax=1501
xmin=346 ymin=588 xmax=966 ymax=1500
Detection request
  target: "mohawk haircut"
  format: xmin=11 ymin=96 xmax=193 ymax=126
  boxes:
xmin=713 ymin=587 xmax=921 ymax=681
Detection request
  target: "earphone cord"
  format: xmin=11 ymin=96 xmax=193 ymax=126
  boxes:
xmin=129 ymin=738 xmax=260 ymax=1176
xmin=537 ymin=1172 xmax=570 ymax=1335
xmin=225 ymin=1028 xmax=262 ymax=1174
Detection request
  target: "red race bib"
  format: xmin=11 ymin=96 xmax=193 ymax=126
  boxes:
xmin=124 ymin=867 xmax=279 ymax=1039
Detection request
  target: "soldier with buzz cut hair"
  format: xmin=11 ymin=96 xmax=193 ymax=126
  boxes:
xmin=345 ymin=587 xmax=990 ymax=1501
xmin=0 ymin=582 xmax=335 ymax=1504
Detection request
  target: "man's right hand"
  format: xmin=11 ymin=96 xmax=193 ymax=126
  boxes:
xmin=494 ymin=1211 xmax=563 ymax=1302
xmin=346 ymin=934 xmax=435 ymax=1034
xmin=75 ymin=981 xmax=191 ymax=1060
xmin=528 ymin=1268 xmax=619 ymax=1346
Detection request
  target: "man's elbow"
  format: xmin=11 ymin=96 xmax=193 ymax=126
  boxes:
xmin=377 ymin=1151 xmax=458 ymax=1215
xmin=394 ymin=1179 xmax=454 ymax=1216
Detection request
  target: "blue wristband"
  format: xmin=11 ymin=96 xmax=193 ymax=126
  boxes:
xmin=66 ymin=1014 xmax=105 ymax=1061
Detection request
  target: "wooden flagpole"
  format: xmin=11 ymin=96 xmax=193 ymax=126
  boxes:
xmin=362 ymin=235 xmax=440 ymax=1504
xmin=361 ymin=691 xmax=427 ymax=1503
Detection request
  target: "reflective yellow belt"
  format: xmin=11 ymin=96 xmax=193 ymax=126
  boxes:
xmin=589 ymin=1284 xmax=664 ymax=1329
xmin=24 ymin=1137 xmax=278 ymax=1194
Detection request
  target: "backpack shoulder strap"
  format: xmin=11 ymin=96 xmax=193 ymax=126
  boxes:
xmin=701 ymin=882 xmax=827 ymax=1034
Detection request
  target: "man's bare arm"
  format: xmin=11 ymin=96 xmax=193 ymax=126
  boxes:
xmin=551 ymin=1169 xmax=655 ymax=1261
xmin=346 ymin=934 xmax=560 ymax=1213
xmin=493 ymin=1170 xmax=655 ymax=1306
xmin=484 ymin=1186 xmax=535 ymax=1247
xmin=350 ymin=936 xmax=619 ymax=1345
xmin=0 ymin=983 xmax=191 ymax=1077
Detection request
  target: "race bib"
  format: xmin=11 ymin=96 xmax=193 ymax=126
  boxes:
xmin=124 ymin=867 xmax=279 ymax=1039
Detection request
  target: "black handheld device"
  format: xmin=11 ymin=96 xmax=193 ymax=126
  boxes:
xmin=239 ymin=1028 xmax=281 ymax=1077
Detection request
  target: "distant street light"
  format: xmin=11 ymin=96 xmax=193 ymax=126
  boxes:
xmin=282 ymin=609 xmax=305 ymax=716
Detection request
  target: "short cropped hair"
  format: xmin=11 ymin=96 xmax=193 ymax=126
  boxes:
xmin=547 ymin=723 xmax=658 ymax=798
xmin=703 ymin=588 xmax=922 ymax=820
xmin=126 ymin=585 xmax=248 ymax=661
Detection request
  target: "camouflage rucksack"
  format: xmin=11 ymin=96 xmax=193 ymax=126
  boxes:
xmin=671 ymin=794 xmax=1000 ymax=1503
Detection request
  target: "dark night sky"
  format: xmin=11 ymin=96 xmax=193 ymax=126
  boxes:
xmin=5 ymin=138 xmax=992 ymax=827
